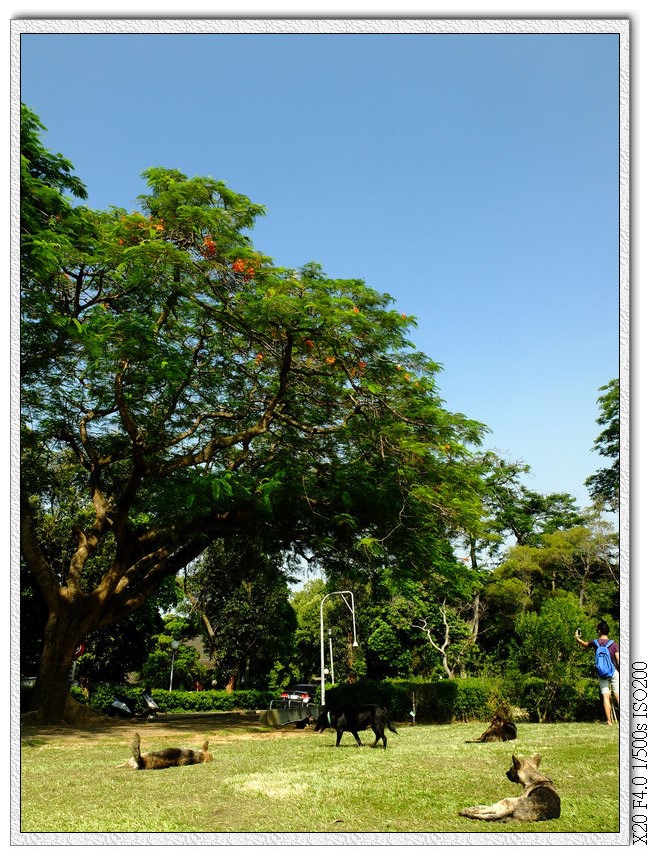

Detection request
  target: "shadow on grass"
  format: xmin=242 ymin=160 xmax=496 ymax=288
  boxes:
xmin=20 ymin=710 xmax=271 ymax=740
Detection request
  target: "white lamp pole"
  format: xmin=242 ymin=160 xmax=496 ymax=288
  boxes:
xmin=320 ymin=591 xmax=359 ymax=705
xmin=169 ymin=640 xmax=180 ymax=691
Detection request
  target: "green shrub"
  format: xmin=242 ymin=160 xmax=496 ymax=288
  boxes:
xmin=85 ymin=683 xmax=121 ymax=713
xmin=143 ymin=688 xmax=278 ymax=713
xmin=426 ymin=679 xmax=457 ymax=722
xmin=323 ymin=677 xmax=506 ymax=723
xmin=572 ymin=677 xmax=603 ymax=721
xmin=324 ymin=680 xmax=409 ymax=718
xmin=73 ymin=684 xmax=276 ymax=715
xmin=519 ymin=677 xmax=550 ymax=722
xmin=518 ymin=676 xmax=602 ymax=722
xmin=74 ymin=676 xmax=600 ymax=723
xmin=448 ymin=679 xmax=495 ymax=722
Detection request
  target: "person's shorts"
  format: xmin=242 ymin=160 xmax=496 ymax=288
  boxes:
xmin=599 ymin=670 xmax=619 ymax=696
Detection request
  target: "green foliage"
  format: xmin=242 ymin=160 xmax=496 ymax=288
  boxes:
xmin=325 ymin=679 xmax=412 ymax=719
xmin=20 ymin=104 xmax=88 ymax=283
xmin=160 ymin=612 xmax=197 ymax=643
xmin=365 ymin=618 xmax=413 ymax=678
xmin=585 ymin=378 xmax=620 ymax=512
xmin=74 ymin=601 xmax=168 ymax=685
xmin=519 ymin=677 xmax=601 ymax=723
xmin=285 ymin=578 xmax=327 ymax=684
xmin=139 ymin=636 xmax=205 ymax=691
xmin=484 ymin=517 xmax=619 ymax=658
xmin=325 ymin=677 xmax=509 ymax=723
xmin=151 ymin=688 xmax=276 ymax=713
xmin=324 ymin=672 xmax=605 ymax=725
xmin=71 ymin=672 xmax=607 ymax=725
xmin=440 ymin=679 xmax=494 ymax=722
xmin=75 ymin=684 xmax=275 ymax=715
xmin=478 ymin=455 xmax=585 ymax=550
xmin=512 ymin=595 xmax=586 ymax=721
xmin=182 ymin=539 xmax=297 ymax=689
xmin=21 ymin=106 xmax=494 ymax=721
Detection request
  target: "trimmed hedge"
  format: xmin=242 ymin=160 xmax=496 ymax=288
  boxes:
xmin=323 ymin=675 xmax=605 ymax=723
xmin=324 ymin=678 xmax=504 ymax=723
xmin=67 ymin=675 xmax=607 ymax=723
xmin=72 ymin=684 xmax=276 ymax=716
xmin=154 ymin=688 xmax=276 ymax=713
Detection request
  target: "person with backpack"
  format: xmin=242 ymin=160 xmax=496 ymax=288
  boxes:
xmin=575 ymin=620 xmax=620 ymax=725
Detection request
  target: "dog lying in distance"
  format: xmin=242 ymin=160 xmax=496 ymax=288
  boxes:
xmin=314 ymin=704 xmax=398 ymax=748
xmin=127 ymin=733 xmax=214 ymax=770
xmin=459 ymin=753 xmax=560 ymax=822
xmin=466 ymin=712 xmax=517 ymax=743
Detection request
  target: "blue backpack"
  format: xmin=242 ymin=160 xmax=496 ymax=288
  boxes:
xmin=594 ymin=639 xmax=616 ymax=678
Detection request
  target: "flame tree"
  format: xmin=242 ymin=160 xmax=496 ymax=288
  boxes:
xmin=20 ymin=106 xmax=487 ymax=722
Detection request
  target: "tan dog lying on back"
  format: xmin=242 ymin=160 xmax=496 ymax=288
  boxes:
xmin=127 ymin=733 xmax=213 ymax=770
xmin=459 ymin=754 xmax=560 ymax=822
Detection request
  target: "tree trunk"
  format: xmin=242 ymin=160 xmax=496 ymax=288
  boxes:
xmin=412 ymin=603 xmax=455 ymax=679
xmin=469 ymin=536 xmax=478 ymax=571
xmin=29 ymin=609 xmax=89 ymax=723
xmin=21 ymin=499 xmax=218 ymax=722
xmin=469 ymin=593 xmax=481 ymax=643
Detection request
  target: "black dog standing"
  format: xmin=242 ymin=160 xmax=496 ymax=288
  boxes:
xmin=315 ymin=704 xmax=398 ymax=748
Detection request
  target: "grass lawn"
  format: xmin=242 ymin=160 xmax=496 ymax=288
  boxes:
xmin=18 ymin=713 xmax=621 ymax=837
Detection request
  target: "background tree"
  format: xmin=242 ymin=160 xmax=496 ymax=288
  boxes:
xmin=585 ymin=378 xmax=620 ymax=512
xmin=284 ymin=578 xmax=328 ymax=686
xmin=21 ymin=108 xmax=487 ymax=721
xmin=387 ymin=582 xmax=483 ymax=680
xmin=182 ymin=538 xmax=297 ymax=690
xmin=71 ymin=597 xmax=171 ymax=688
xmin=139 ymin=622 xmax=207 ymax=692
xmin=537 ymin=517 xmax=619 ymax=610
xmin=364 ymin=616 xmax=414 ymax=679
xmin=512 ymin=594 xmax=589 ymax=722
xmin=481 ymin=511 xmax=619 ymax=667
xmin=477 ymin=455 xmax=584 ymax=549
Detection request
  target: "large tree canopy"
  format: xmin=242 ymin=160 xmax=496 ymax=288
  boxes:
xmin=20 ymin=106 xmax=488 ymax=721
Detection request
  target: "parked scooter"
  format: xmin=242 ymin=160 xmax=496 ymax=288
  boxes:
xmin=107 ymin=689 xmax=163 ymax=721
xmin=140 ymin=690 xmax=163 ymax=719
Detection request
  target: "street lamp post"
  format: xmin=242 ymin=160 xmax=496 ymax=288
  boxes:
xmin=328 ymin=628 xmax=334 ymax=685
xmin=169 ymin=640 xmax=180 ymax=691
xmin=320 ymin=591 xmax=358 ymax=706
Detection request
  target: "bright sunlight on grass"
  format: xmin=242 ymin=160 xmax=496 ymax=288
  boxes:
xmin=19 ymin=716 xmax=620 ymax=836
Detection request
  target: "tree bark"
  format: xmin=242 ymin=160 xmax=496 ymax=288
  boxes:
xmin=29 ymin=609 xmax=90 ymax=723
xmin=412 ymin=602 xmax=455 ymax=679
xmin=21 ymin=486 xmax=256 ymax=721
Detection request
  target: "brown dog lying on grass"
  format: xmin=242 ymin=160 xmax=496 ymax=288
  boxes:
xmin=459 ymin=754 xmax=560 ymax=822
xmin=465 ymin=712 xmax=517 ymax=743
xmin=127 ymin=733 xmax=213 ymax=770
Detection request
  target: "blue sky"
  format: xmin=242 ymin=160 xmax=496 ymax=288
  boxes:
xmin=19 ymin=28 xmax=621 ymax=508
